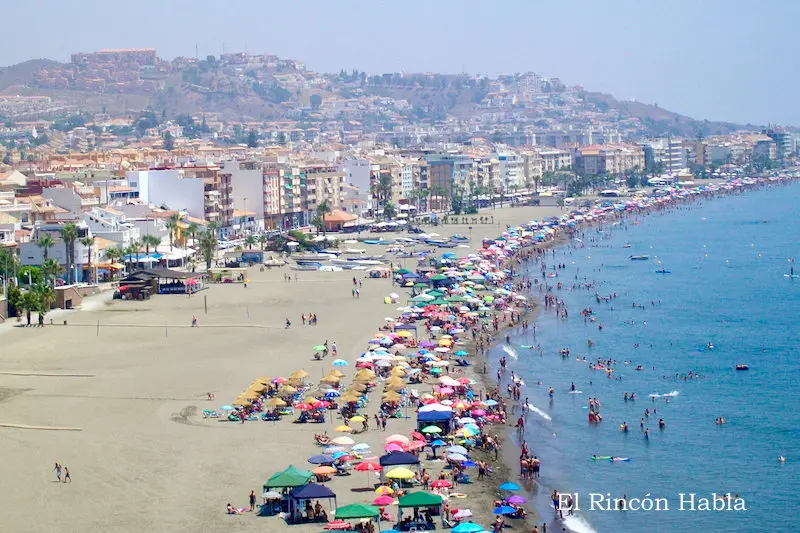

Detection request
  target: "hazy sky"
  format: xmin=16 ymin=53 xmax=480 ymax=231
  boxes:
xmin=5 ymin=0 xmax=798 ymax=126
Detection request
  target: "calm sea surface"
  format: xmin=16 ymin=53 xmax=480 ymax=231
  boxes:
xmin=492 ymin=182 xmax=800 ymax=533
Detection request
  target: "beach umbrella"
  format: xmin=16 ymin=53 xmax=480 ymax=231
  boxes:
xmin=447 ymin=445 xmax=468 ymax=455
xmin=278 ymin=385 xmax=298 ymax=396
xmin=422 ymin=425 xmax=442 ymax=434
xmin=429 ymin=439 xmax=446 ymax=448
xmin=352 ymin=443 xmax=371 ymax=452
xmin=405 ymin=440 xmax=426 ymax=451
xmin=354 ymin=461 xmax=382 ymax=472
xmin=263 ymin=491 xmax=283 ymax=500
xmin=452 ymin=509 xmax=473 ymax=519
xmin=506 ymin=495 xmax=527 ymax=505
xmin=308 ymin=454 xmax=335 ymax=464
xmin=373 ymin=495 xmax=395 ymax=506
xmin=313 ymin=345 xmax=327 ymax=351
xmin=382 ymin=391 xmax=402 ymax=403
xmin=375 ymin=486 xmax=395 ymax=495
xmin=232 ymin=399 xmax=251 ymax=407
xmin=312 ymin=400 xmax=331 ymax=409
xmin=386 ymin=467 xmax=415 ymax=480
xmin=289 ymin=369 xmax=309 ymax=380
xmin=462 ymin=461 xmax=478 ymax=468
xmin=431 ymin=479 xmax=453 ymax=489
xmin=332 ymin=436 xmax=355 ymax=446
xmin=452 ymin=523 xmax=484 ymax=533
xmin=272 ymin=377 xmax=288 ymax=384
xmin=384 ymin=442 xmax=404 ymax=453
xmin=335 ymin=425 xmax=353 ymax=433
xmin=265 ymin=398 xmax=286 ymax=409
xmin=295 ymin=403 xmax=315 ymax=411
xmin=350 ymin=415 xmax=366 ymax=423
xmin=447 ymin=453 xmax=468 ymax=462
xmin=332 ymin=451 xmax=351 ymax=460
xmin=332 ymin=359 xmax=349 ymax=367
xmin=386 ymin=434 xmax=410 ymax=445
xmin=470 ymin=409 xmax=487 ymax=417
xmin=498 ymin=482 xmax=520 ymax=491
xmin=313 ymin=466 xmax=336 ymax=475
xmin=493 ymin=505 xmax=516 ymax=515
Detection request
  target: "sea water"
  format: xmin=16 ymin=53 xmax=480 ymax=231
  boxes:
xmin=494 ymin=183 xmax=800 ymax=533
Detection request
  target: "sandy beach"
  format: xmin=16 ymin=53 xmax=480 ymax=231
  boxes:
xmin=0 ymin=204 xmax=566 ymax=533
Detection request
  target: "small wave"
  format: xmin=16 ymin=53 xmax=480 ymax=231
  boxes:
xmin=649 ymin=390 xmax=680 ymax=398
xmin=525 ymin=404 xmax=552 ymax=421
xmin=502 ymin=345 xmax=518 ymax=360
xmin=568 ymin=390 xmax=583 ymax=394
xmin=563 ymin=514 xmax=599 ymax=533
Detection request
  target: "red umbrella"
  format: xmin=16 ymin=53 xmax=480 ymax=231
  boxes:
xmin=431 ymin=479 xmax=453 ymax=488
xmin=405 ymin=440 xmax=426 ymax=451
xmin=410 ymin=431 xmax=425 ymax=441
xmin=373 ymin=495 xmax=395 ymax=506
xmin=354 ymin=461 xmax=382 ymax=472
xmin=295 ymin=403 xmax=315 ymax=410
xmin=313 ymin=400 xmax=331 ymax=409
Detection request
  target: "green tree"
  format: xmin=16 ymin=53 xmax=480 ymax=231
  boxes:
xmin=163 ymin=131 xmax=175 ymax=151
xmin=246 ymin=130 xmax=258 ymax=148
xmin=166 ymin=213 xmax=181 ymax=249
xmin=59 ymin=223 xmax=79 ymax=284
xmin=80 ymin=236 xmax=95 ymax=283
xmin=41 ymin=258 xmax=62 ymax=286
xmin=20 ymin=291 xmax=39 ymax=325
xmin=316 ymin=200 xmax=332 ymax=236
xmin=32 ymin=282 xmax=55 ymax=320
xmin=258 ymin=234 xmax=268 ymax=251
xmin=141 ymin=234 xmax=161 ymax=256
xmin=383 ymin=202 xmax=397 ymax=220
xmin=36 ymin=233 xmax=55 ymax=262
xmin=18 ymin=266 xmax=43 ymax=286
xmin=198 ymin=230 xmax=217 ymax=269
xmin=186 ymin=222 xmax=199 ymax=247
xmin=1 ymin=246 xmax=19 ymax=280
xmin=310 ymin=94 xmax=322 ymax=111
xmin=244 ymin=235 xmax=257 ymax=249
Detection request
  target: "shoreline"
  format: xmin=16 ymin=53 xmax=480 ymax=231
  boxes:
xmin=476 ymin=174 xmax=800 ymax=532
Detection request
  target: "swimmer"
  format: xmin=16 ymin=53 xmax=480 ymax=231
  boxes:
xmin=658 ymin=418 xmax=665 ymax=429
xmin=570 ymin=382 xmax=576 ymax=392
xmin=548 ymin=386 xmax=554 ymax=398
xmin=778 ymin=456 xmax=786 ymax=463
xmin=621 ymin=422 xmax=629 ymax=433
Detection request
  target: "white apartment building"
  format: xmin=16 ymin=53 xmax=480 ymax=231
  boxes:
xmin=79 ymin=207 xmax=140 ymax=248
xmin=221 ymin=160 xmax=265 ymax=231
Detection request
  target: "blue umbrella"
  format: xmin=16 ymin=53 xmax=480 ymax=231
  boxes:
xmin=493 ymin=505 xmax=516 ymax=515
xmin=332 ymin=359 xmax=349 ymax=367
xmin=485 ymin=399 xmax=498 ymax=407
xmin=498 ymin=482 xmax=520 ymax=491
xmin=332 ymin=452 xmax=350 ymax=460
xmin=308 ymin=454 xmax=335 ymax=464
xmin=452 ymin=523 xmax=485 ymax=533
xmin=429 ymin=439 xmax=446 ymax=447
xmin=454 ymin=351 xmax=469 ymax=356
xmin=462 ymin=460 xmax=478 ymax=468
xmin=325 ymin=391 xmax=340 ymax=397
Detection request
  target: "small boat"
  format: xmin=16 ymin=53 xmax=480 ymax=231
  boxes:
xmin=623 ymin=244 xmax=631 ymax=248
xmin=655 ymin=269 xmax=671 ymax=274
xmin=735 ymin=364 xmax=749 ymax=371
xmin=630 ymin=255 xmax=650 ymax=261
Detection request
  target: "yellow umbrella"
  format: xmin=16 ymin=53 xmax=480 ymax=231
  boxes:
xmin=375 ymin=486 xmax=395 ymax=495
xmin=320 ymin=376 xmax=341 ymax=384
xmin=329 ymin=370 xmax=346 ymax=378
xmin=385 ymin=467 xmax=415 ymax=480
xmin=440 ymin=334 xmax=453 ymax=339
xmin=313 ymin=466 xmax=337 ymax=475
xmin=350 ymin=415 xmax=366 ymax=423
xmin=354 ymin=369 xmax=376 ymax=379
xmin=395 ymin=330 xmax=413 ymax=338
xmin=249 ymin=383 xmax=268 ymax=392
xmin=385 ymin=376 xmax=405 ymax=386
xmin=287 ymin=378 xmax=304 ymax=387
xmin=256 ymin=376 xmax=271 ymax=384
xmin=349 ymin=383 xmax=368 ymax=392
xmin=389 ymin=367 xmax=406 ymax=377
xmin=340 ymin=393 xmax=362 ymax=403
xmin=335 ymin=425 xmax=353 ymax=433
xmin=289 ymin=369 xmax=309 ymax=380
xmin=241 ymin=391 xmax=261 ymax=400
xmin=232 ymin=399 xmax=252 ymax=407
xmin=438 ymin=339 xmax=453 ymax=346
xmin=384 ymin=383 xmax=405 ymax=391
xmin=278 ymin=385 xmax=298 ymax=396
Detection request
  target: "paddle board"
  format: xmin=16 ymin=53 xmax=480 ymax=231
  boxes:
xmin=784 ymin=274 xmax=800 ymax=278
xmin=590 ymin=456 xmax=612 ymax=461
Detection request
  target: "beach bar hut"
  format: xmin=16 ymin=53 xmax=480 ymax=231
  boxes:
xmin=397 ymin=491 xmax=443 ymax=529
xmin=288 ymin=482 xmax=337 ymax=523
xmin=265 ymin=465 xmax=314 ymax=491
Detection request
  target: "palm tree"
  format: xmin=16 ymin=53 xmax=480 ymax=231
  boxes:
xmin=198 ymin=230 xmax=216 ymax=270
xmin=32 ymin=282 xmax=55 ymax=321
xmin=141 ymin=234 xmax=161 ymax=256
xmin=258 ymin=234 xmax=268 ymax=251
xmin=20 ymin=291 xmax=38 ymax=326
xmin=41 ymin=258 xmax=62 ymax=287
xmin=104 ymin=247 xmax=126 ymax=279
xmin=80 ymin=236 xmax=95 ymax=284
xmin=316 ymin=200 xmax=332 ymax=237
xmin=59 ymin=223 xmax=78 ymax=284
xmin=244 ymin=235 xmax=257 ymax=249
xmin=126 ymin=242 xmax=141 ymax=270
xmin=186 ymin=222 xmax=199 ymax=247
xmin=165 ymin=215 xmax=180 ymax=251
xmin=37 ymin=233 xmax=55 ymax=262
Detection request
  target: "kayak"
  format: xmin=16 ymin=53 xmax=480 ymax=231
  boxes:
xmin=590 ymin=456 xmax=612 ymax=461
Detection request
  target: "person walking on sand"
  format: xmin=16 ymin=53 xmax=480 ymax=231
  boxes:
xmin=63 ymin=466 xmax=71 ymax=483
xmin=191 ymin=315 xmax=197 ymax=327
xmin=285 ymin=318 xmax=291 ymax=329
xmin=249 ymin=490 xmax=256 ymax=511
xmin=53 ymin=462 xmax=62 ymax=482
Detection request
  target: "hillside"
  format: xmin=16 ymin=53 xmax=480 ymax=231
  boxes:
xmin=582 ymin=91 xmax=748 ymax=137
xmin=0 ymin=59 xmax=63 ymax=91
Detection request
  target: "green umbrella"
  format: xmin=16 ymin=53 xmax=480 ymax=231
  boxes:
xmin=395 ymin=268 xmax=411 ymax=275
xmin=428 ymin=299 xmax=449 ymax=305
xmin=422 ymin=425 xmax=442 ymax=434
xmin=430 ymin=274 xmax=447 ymax=281
xmin=313 ymin=345 xmax=327 ymax=351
